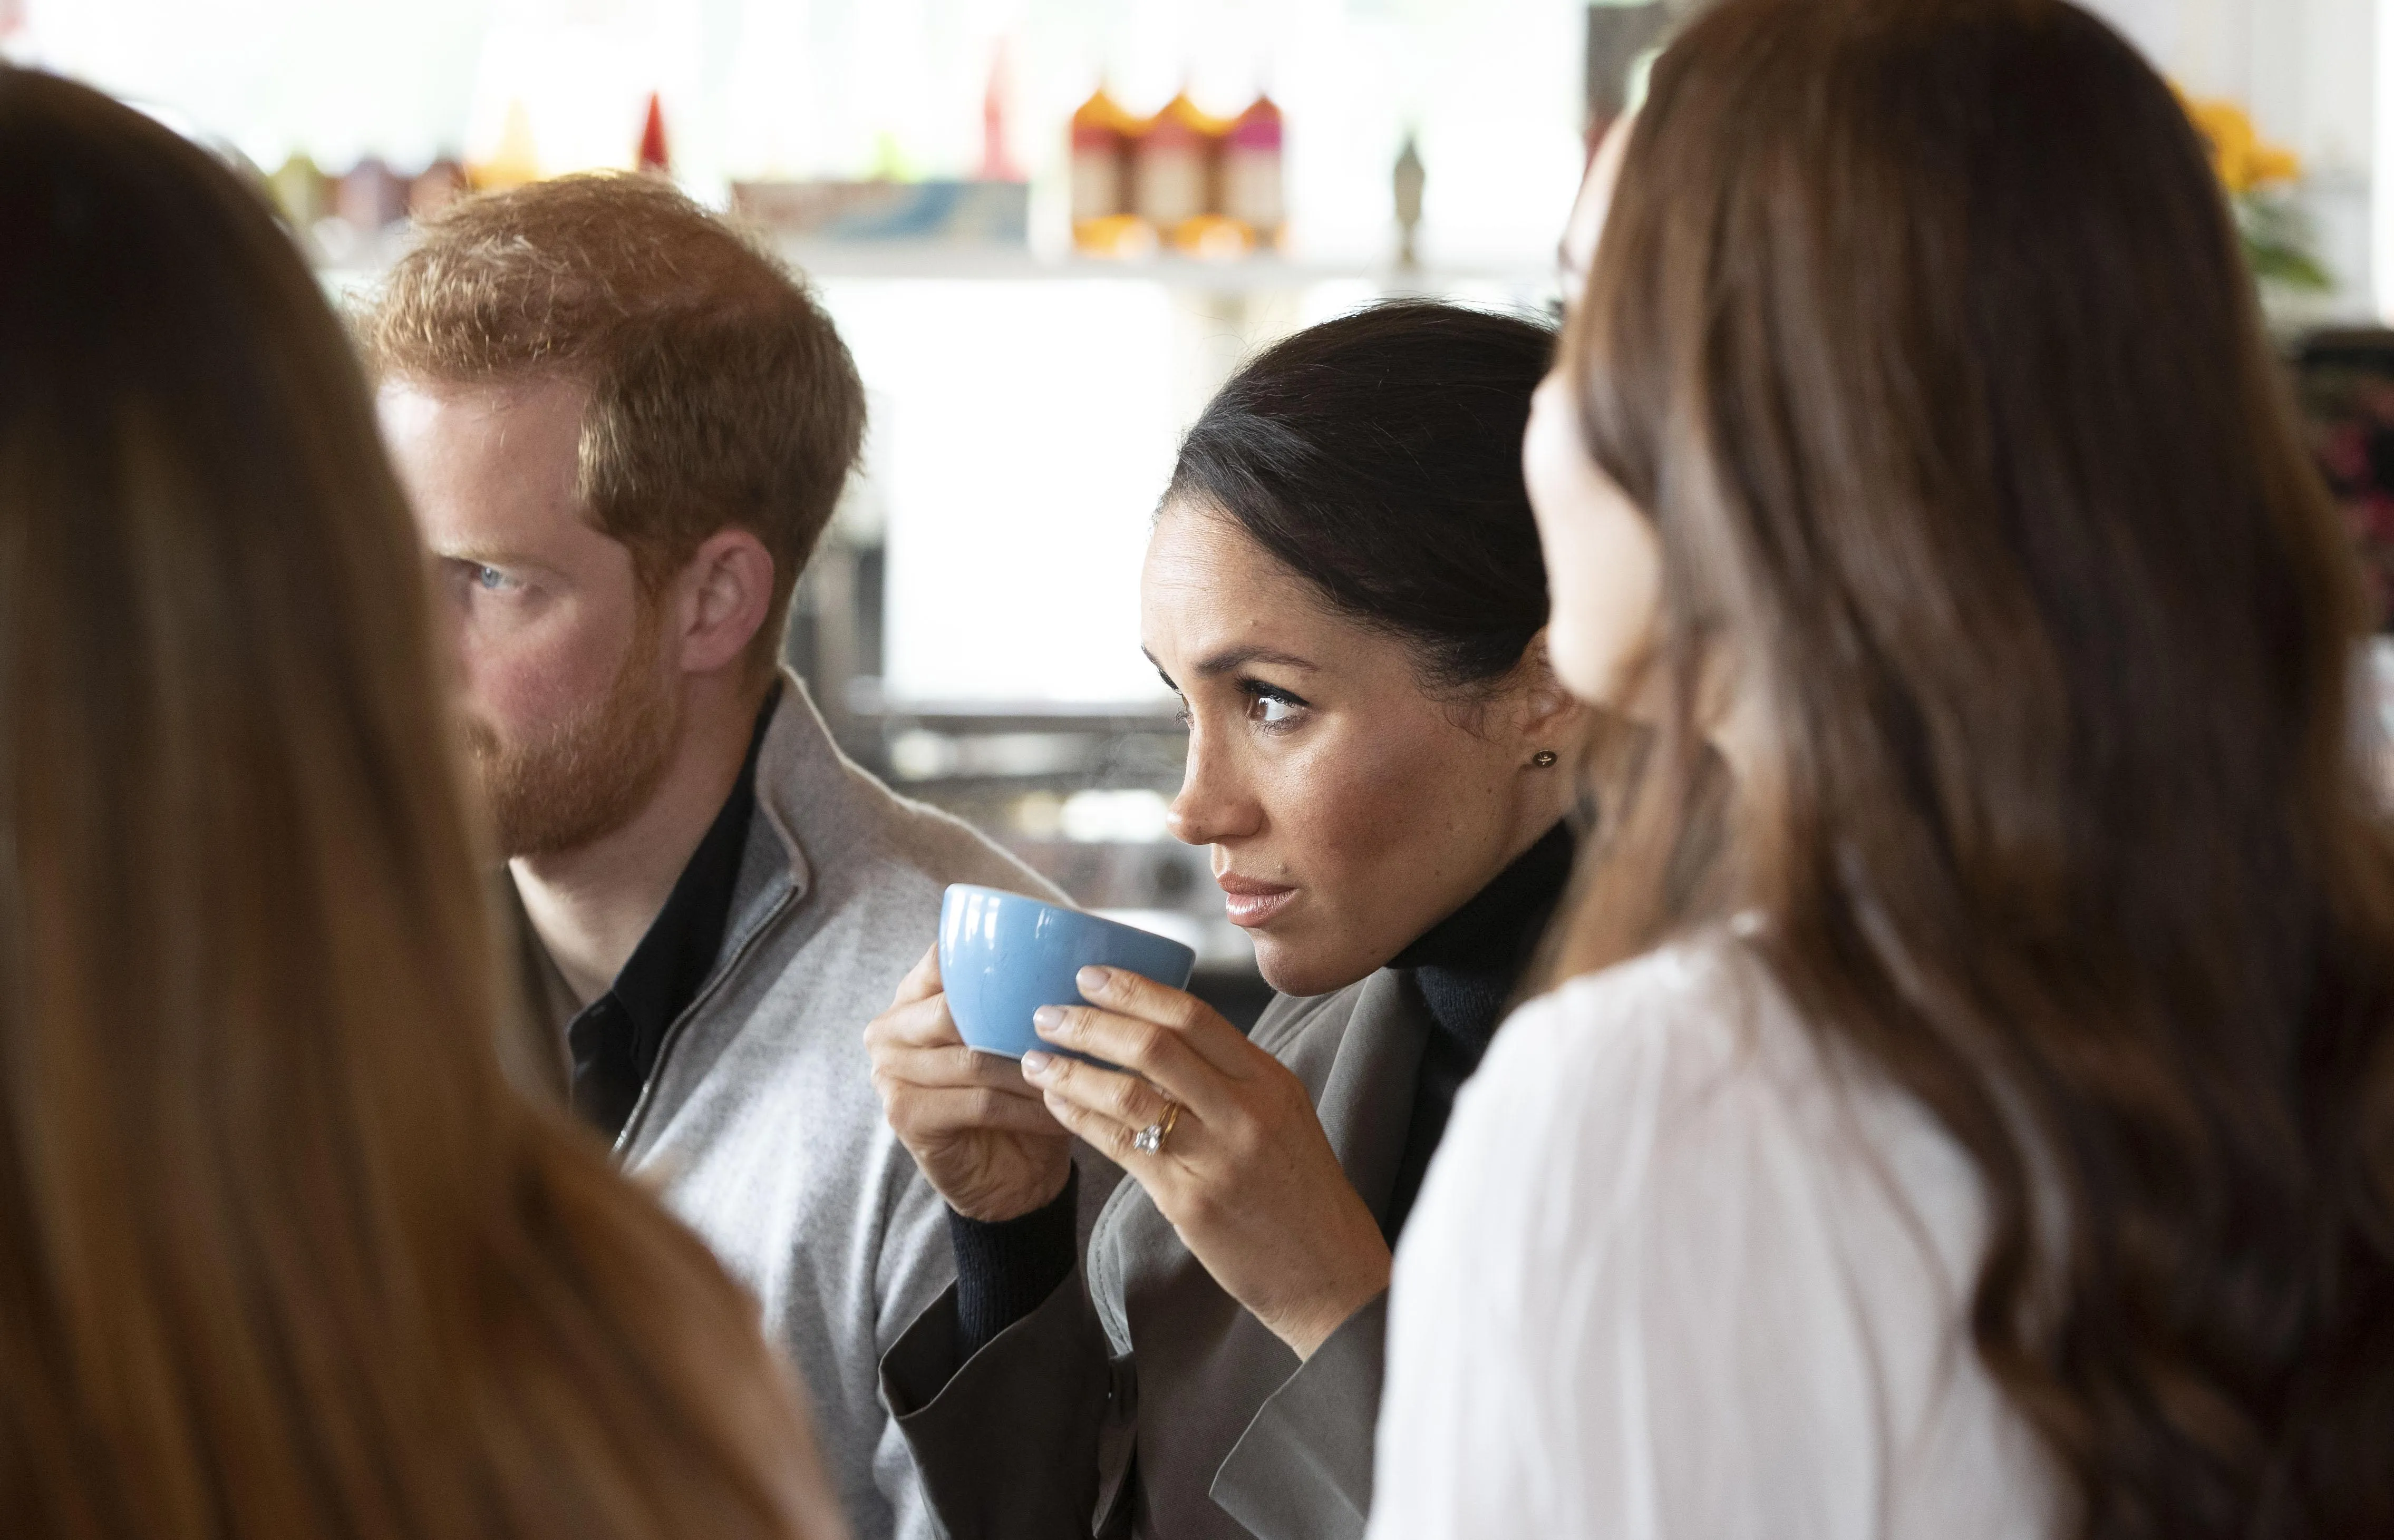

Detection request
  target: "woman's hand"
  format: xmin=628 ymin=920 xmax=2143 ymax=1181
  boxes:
xmin=1022 ymin=966 xmax=1391 ymax=1360
xmin=865 ymin=946 xmax=1074 ymax=1223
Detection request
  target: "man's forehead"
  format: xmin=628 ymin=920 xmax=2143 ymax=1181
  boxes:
xmin=379 ymin=375 xmax=606 ymax=553
xmin=380 ymin=371 xmax=587 ymax=427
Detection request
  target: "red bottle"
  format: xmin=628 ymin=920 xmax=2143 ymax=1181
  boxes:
xmin=978 ymin=43 xmax=1024 ymax=182
xmin=636 ymin=93 xmax=670 ymax=177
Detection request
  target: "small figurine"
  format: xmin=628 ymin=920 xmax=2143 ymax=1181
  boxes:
xmin=1393 ymin=131 xmax=1426 ymax=270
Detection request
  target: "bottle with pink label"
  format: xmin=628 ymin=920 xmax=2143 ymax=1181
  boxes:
xmin=1221 ymin=92 xmax=1284 ymax=250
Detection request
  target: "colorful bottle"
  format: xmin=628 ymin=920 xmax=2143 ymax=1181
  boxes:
xmin=978 ymin=43 xmax=1024 ymax=182
xmin=1132 ymin=90 xmax=1217 ymax=243
xmin=410 ymin=159 xmax=467 ymax=220
xmin=268 ymin=151 xmax=329 ymax=231
xmin=336 ymin=157 xmax=410 ymax=232
xmin=1220 ymin=92 xmax=1284 ymax=250
xmin=636 ymin=93 xmax=671 ymax=177
xmin=1070 ymin=85 xmax=1146 ymax=256
xmin=471 ymin=99 xmax=540 ymax=191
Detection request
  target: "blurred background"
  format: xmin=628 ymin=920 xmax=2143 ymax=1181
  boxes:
xmin=6 ymin=0 xmax=2389 ymax=1018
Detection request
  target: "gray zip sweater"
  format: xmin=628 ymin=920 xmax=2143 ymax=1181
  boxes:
xmin=544 ymin=672 xmax=1064 ymax=1540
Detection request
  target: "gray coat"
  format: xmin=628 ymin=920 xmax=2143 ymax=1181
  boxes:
xmin=526 ymin=672 xmax=1065 ymax=1540
xmin=881 ymin=967 xmax=1433 ymax=1540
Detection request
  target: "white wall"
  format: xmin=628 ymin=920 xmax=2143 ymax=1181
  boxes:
xmin=2084 ymin=0 xmax=2378 ymax=316
xmin=5 ymin=0 xmax=500 ymax=170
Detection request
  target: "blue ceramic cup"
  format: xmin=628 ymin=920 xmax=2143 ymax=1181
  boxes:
xmin=938 ymin=884 xmax=1198 ymax=1060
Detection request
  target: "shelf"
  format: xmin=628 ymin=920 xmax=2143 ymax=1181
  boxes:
xmin=770 ymin=242 xmax=1556 ymax=295
xmin=316 ymin=226 xmax=1556 ymax=298
xmin=863 ymin=697 xmax=1182 ymax=733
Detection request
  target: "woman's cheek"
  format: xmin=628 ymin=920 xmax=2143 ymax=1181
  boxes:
xmin=1578 ymin=498 xmax=1663 ymax=711
xmin=1300 ymin=732 xmax=1432 ymax=895
xmin=1524 ymin=375 xmax=1662 ymax=709
xmin=1542 ymin=488 xmax=1661 ymax=710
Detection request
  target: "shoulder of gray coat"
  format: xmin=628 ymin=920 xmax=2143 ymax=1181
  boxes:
xmin=862 ymin=775 xmax=1069 ymax=906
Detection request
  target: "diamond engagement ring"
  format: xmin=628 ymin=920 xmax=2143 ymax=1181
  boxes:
xmin=1132 ymin=1100 xmax=1182 ymax=1156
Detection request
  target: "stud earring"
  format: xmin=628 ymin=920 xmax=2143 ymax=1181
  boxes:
xmin=1532 ymin=749 xmax=1559 ymax=768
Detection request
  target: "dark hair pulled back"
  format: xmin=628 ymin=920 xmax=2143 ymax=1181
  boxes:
xmin=1165 ymin=299 xmax=1556 ymax=690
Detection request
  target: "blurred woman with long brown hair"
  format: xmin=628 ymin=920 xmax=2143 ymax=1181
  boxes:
xmin=1370 ymin=2 xmax=2394 ymax=1537
xmin=0 ymin=68 xmax=846 ymax=1540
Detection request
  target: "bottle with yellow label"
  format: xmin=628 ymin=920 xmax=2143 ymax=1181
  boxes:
xmin=1134 ymin=90 xmax=1222 ymax=250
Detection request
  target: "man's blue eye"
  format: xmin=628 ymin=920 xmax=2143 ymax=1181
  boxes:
xmin=477 ymin=566 xmax=509 ymax=591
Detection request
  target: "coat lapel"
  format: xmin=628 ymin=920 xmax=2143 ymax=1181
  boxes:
xmin=1088 ymin=968 xmax=1432 ymax=1539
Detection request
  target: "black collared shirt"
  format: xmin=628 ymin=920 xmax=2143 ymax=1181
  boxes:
xmin=561 ymin=686 xmax=780 ymax=1141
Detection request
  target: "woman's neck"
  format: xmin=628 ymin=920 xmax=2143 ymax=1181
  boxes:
xmin=1391 ymin=820 xmax=1577 ymax=1052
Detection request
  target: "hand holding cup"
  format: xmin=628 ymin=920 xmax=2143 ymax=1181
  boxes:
xmin=864 ymin=944 xmax=1075 ymax=1224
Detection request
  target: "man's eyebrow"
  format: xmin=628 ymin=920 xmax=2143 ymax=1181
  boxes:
xmin=432 ymin=545 xmax=544 ymax=570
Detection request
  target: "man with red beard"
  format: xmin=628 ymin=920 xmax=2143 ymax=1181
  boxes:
xmin=366 ymin=174 xmax=1063 ymax=1540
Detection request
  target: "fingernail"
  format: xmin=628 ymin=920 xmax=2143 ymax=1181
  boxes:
xmin=1077 ymin=965 xmax=1112 ymax=993
xmin=1021 ymin=1050 xmax=1053 ymax=1074
xmin=1032 ymin=1005 xmax=1062 ymax=1035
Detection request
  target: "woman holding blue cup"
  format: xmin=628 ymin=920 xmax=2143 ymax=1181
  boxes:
xmin=866 ymin=301 xmax=1585 ymax=1540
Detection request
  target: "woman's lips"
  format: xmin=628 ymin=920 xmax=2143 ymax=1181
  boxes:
xmin=1216 ymin=873 xmax=1297 ymax=928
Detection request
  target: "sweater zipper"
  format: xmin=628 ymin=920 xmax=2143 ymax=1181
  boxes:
xmin=611 ymin=880 xmax=802 ymax=1157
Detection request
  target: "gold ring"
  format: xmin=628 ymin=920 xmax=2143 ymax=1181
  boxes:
xmin=1132 ymin=1100 xmax=1181 ymax=1155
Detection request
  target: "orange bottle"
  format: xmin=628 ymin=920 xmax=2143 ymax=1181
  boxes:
xmin=1071 ymin=86 xmax=1143 ymax=254
xmin=1133 ymin=91 xmax=1219 ymax=246
xmin=471 ymin=99 xmax=540 ymax=191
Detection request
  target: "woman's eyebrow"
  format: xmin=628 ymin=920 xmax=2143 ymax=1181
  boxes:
xmin=1191 ymin=645 xmax=1319 ymax=678
xmin=1141 ymin=645 xmax=1320 ymax=683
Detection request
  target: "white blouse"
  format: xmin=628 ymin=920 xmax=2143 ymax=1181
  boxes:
xmin=1368 ymin=932 xmax=2060 ymax=1540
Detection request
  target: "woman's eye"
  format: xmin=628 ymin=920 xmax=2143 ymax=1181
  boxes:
xmin=1243 ymin=685 xmax=1308 ymax=728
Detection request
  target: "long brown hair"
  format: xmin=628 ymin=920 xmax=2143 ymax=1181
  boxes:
xmin=1554 ymin=2 xmax=2394 ymax=1535
xmin=0 ymin=70 xmax=845 ymax=1540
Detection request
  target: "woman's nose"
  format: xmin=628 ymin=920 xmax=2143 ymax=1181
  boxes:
xmin=1167 ymin=724 xmax=1262 ymax=847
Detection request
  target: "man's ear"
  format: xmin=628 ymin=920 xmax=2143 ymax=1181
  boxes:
xmin=673 ymin=527 xmax=776 ymax=677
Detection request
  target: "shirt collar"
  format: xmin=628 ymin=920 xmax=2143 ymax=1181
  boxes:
xmin=561 ymin=683 xmax=782 ymax=1138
